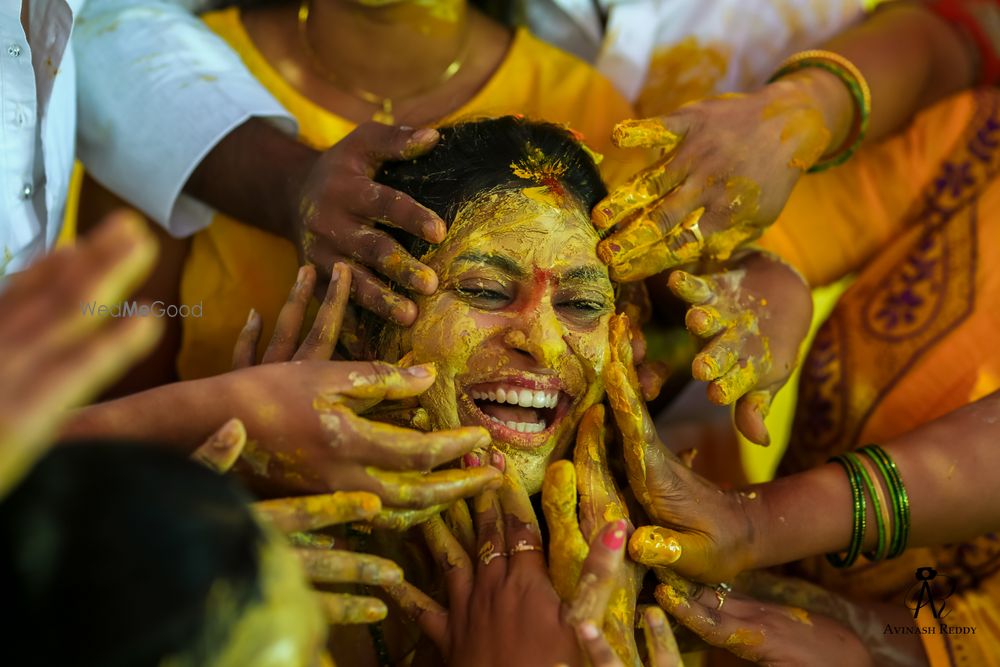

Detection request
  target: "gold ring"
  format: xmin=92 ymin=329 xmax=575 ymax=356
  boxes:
xmin=510 ymin=540 xmax=544 ymax=554
xmin=714 ymin=582 xmax=732 ymax=611
xmin=478 ymin=543 xmax=507 ymax=566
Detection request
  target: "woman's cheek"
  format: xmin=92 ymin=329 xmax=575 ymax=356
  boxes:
xmin=566 ymin=318 xmax=611 ymax=386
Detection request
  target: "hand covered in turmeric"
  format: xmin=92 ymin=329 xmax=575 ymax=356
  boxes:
xmin=603 ymin=314 xmax=758 ymax=584
xmin=668 ymin=250 xmax=812 ymax=445
xmin=593 ymin=83 xmax=832 ymax=282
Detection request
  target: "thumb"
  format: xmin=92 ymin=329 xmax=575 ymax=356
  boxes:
xmin=628 ymin=525 xmax=683 ymax=568
xmin=734 ymin=388 xmax=774 ymax=447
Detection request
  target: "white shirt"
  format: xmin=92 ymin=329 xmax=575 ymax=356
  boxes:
xmin=0 ymin=0 xmax=294 ymax=277
xmin=524 ymin=0 xmax=870 ymax=113
xmin=0 ymin=0 xmax=79 ymax=276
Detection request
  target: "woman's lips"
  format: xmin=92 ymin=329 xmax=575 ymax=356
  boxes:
xmin=458 ymin=378 xmax=571 ymax=449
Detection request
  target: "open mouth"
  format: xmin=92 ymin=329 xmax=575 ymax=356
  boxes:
xmin=459 ymin=378 xmax=571 ymax=448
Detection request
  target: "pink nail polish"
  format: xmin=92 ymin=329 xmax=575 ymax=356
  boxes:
xmin=463 ymin=453 xmax=481 ymax=468
xmin=490 ymin=450 xmax=506 ymax=472
xmin=602 ymin=520 xmax=627 ymax=550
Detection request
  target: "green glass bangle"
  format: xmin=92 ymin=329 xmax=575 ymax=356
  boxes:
xmin=826 ymin=455 xmax=866 ymax=568
xmin=768 ymin=56 xmax=871 ymax=173
xmin=844 ymin=452 xmax=887 ymax=561
xmin=859 ymin=445 xmax=911 ymax=559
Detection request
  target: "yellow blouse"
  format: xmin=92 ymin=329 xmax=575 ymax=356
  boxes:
xmin=179 ymin=9 xmax=646 ymax=379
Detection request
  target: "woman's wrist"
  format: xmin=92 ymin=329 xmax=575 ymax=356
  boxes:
xmin=740 ymin=463 xmax=856 ymax=570
xmin=58 ymin=376 xmax=228 ymax=452
xmin=764 ymin=69 xmax=855 ymax=167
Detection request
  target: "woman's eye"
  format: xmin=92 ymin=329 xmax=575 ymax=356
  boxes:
xmin=560 ymin=299 xmax=608 ymax=314
xmin=456 ymin=286 xmax=511 ymax=306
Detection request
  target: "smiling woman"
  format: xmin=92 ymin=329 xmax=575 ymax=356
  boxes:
xmin=363 ymin=116 xmax=614 ymax=492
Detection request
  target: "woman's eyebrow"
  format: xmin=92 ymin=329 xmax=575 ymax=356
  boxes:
xmin=560 ymin=265 xmax=610 ymax=284
xmin=453 ymin=251 xmax=525 ymax=277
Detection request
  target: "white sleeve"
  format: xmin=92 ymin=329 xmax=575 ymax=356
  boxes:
xmin=74 ymin=0 xmax=297 ymax=237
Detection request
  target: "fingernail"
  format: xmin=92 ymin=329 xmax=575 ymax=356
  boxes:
xmin=646 ymin=609 xmax=665 ymax=629
xmin=423 ymin=218 xmax=445 ymax=243
xmin=296 ymin=265 xmax=309 ymax=285
xmin=412 ymin=128 xmax=439 ymax=143
xmin=463 ymin=452 xmax=481 ymax=468
xmin=490 ymin=449 xmax=505 ymax=472
xmin=578 ymin=622 xmax=599 ymax=640
xmin=328 ymin=268 xmax=339 ymax=283
xmin=602 ymin=520 xmax=627 ymax=550
xmin=406 ymin=363 xmax=434 ymax=378
xmin=246 ymin=308 xmax=257 ymax=325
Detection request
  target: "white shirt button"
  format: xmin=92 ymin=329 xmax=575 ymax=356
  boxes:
xmin=8 ymin=44 xmax=21 ymax=58
xmin=21 ymin=183 xmax=33 ymax=199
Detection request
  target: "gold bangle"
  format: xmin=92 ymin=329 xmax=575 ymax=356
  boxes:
xmin=769 ymin=49 xmax=872 ymax=172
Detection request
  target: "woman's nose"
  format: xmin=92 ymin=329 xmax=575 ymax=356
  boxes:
xmin=503 ymin=299 xmax=568 ymax=367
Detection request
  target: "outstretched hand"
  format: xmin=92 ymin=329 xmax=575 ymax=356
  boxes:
xmin=655 ymin=576 xmax=874 ymax=667
xmin=603 ymin=314 xmax=757 ymax=584
xmin=593 ymin=84 xmax=831 ymax=282
xmin=0 ymin=212 xmax=163 ymax=498
xmin=227 ymin=264 xmax=500 ymax=527
xmin=667 ymin=250 xmax=812 ymax=445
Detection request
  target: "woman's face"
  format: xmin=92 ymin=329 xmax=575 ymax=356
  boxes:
xmin=401 ymin=187 xmax=614 ymax=493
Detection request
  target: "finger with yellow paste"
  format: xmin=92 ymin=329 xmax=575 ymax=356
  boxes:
xmin=628 ymin=526 xmax=683 ymax=568
xmin=573 ymin=405 xmax=627 ymax=541
xmin=707 ymin=358 xmax=761 ymax=406
xmin=262 ymin=264 xmax=316 ymax=363
xmin=315 ymin=592 xmax=387 ymax=625
xmin=385 ymin=580 xmax=447 ymax=647
xmin=640 ymin=606 xmax=683 ymax=667
xmin=611 ymin=117 xmax=685 ymax=151
xmin=363 ymin=466 xmax=502 ymax=509
xmin=565 ymin=520 xmax=627 ymax=626
xmin=422 ymin=514 xmax=473 ymax=617
xmin=287 ymin=532 xmax=337 ymax=550
xmin=296 ymin=549 xmax=403 ymax=586
xmin=366 ymin=503 xmax=447 ymax=531
xmin=295 ymin=262 xmax=351 ymax=361
xmin=592 ymin=155 xmax=685 ymax=231
xmin=541 ymin=460 xmax=588 ymax=601
xmin=232 ymin=309 xmax=262 ymax=369
xmin=498 ymin=461 xmax=545 ymax=575
xmin=444 ymin=499 xmax=475 ymax=557
xmin=597 ymin=190 xmax=704 ymax=282
xmin=319 ymin=404 xmax=490 ymax=470
xmin=690 ymin=327 xmax=742 ymax=383
xmin=667 ymin=269 xmax=714 ymax=306
xmin=190 ymin=418 xmax=246 ymax=473
xmin=253 ymin=491 xmax=381 ymax=533
xmin=654 ymin=583 xmax=766 ymax=663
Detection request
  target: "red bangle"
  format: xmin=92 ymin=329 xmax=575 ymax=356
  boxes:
xmin=930 ymin=0 xmax=1000 ymax=86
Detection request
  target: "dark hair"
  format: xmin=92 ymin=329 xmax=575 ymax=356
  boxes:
xmin=376 ymin=115 xmax=606 ymax=260
xmin=0 ymin=442 xmax=267 ymax=667
xmin=358 ymin=116 xmax=607 ymax=356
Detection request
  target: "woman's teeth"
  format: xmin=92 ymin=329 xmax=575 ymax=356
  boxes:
xmin=470 ymin=387 xmax=558 ymax=409
xmin=483 ymin=414 xmax=547 ymax=433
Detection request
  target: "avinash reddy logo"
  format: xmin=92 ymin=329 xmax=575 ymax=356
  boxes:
xmin=884 ymin=567 xmax=976 ymax=636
